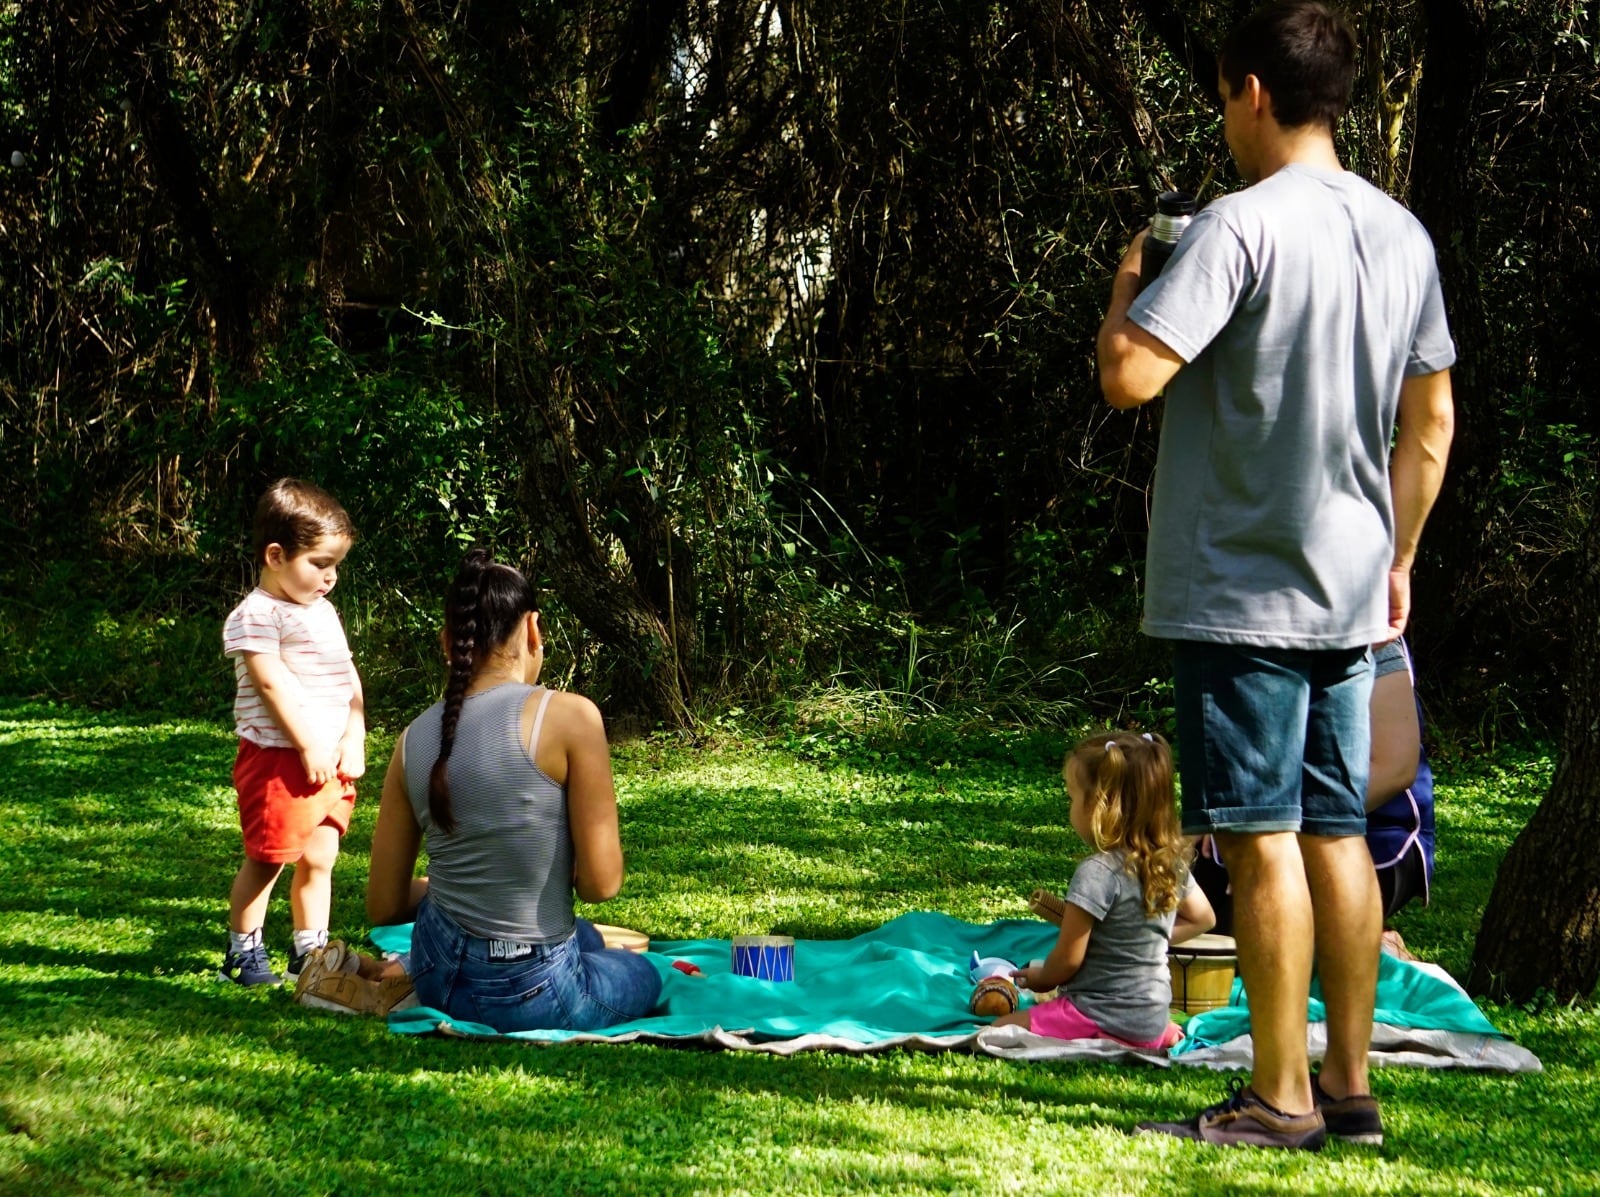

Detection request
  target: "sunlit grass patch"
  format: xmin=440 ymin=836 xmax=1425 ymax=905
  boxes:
xmin=1 ymin=702 xmax=1594 ymax=1195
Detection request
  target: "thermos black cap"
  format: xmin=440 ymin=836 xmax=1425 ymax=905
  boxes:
xmin=1157 ymin=190 xmax=1198 ymax=216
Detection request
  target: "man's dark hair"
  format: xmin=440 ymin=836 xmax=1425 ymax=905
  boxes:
xmin=1219 ymin=1 xmax=1356 ymax=131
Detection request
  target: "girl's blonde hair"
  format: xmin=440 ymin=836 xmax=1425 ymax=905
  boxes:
xmin=1064 ymin=731 xmax=1185 ymax=917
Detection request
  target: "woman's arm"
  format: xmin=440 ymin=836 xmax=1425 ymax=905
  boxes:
xmin=539 ymin=692 xmax=625 ymax=904
xmin=1014 ymin=902 xmax=1095 ymax=993
xmin=1171 ymin=884 xmax=1216 ymax=946
xmin=366 ymin=741 xmax=427 ymax=925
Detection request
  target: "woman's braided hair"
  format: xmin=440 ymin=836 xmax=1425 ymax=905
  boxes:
xmin=428 ymin=549 xmax=538 ymax=834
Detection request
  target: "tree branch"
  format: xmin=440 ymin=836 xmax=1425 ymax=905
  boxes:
xmin=1025 ymin=0 xmax=1166 ymax=190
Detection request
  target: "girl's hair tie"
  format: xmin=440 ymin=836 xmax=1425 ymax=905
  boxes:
xmin=1142 ymin=733 xmax=1154 ymax=741
xmin=1105 ymin=740 xmax=1116 ymax=753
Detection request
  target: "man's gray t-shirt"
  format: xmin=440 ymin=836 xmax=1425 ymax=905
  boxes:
xmin=1128 ymin=164 xmax=1456 ymax=649
xmin=1064 ymin=850 xmax=1196 ymax=1043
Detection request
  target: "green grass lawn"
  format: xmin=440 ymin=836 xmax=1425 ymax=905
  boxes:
xmin=1 ymin=702 xmax=1595 ymax=1195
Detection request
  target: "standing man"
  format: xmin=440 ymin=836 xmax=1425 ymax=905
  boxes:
xmin=1096 ymin=1 xmax=1455 ymax=1151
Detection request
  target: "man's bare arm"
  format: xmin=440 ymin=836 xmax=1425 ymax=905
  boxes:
xmin=1096 ymin=230 xmax=1185 ymax=409
xmin=1387 ymin=368 xmax=1455 ymax=636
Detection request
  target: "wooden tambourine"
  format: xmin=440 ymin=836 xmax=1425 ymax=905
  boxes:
xmin=594 ymin=923 xmax=650 ymax=953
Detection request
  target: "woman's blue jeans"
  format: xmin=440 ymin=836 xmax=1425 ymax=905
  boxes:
xmin=408 ymin=897 xmax=662 ymax=1033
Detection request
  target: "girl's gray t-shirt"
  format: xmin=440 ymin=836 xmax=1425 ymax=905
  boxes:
xmin=1128 ymin=164 xmax=1456 ymax=649
xmin=1063 ymin=850 xmax=1196 ymax=1043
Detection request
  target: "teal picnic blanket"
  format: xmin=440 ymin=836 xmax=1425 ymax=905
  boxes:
xmin=372 ymin=911 xmax=1058 ymax=1045
xmin=368 ymin=912 xmax=1532 ymax=1071
xmin=1175 ymin=951 xmax=1506 ymax=1054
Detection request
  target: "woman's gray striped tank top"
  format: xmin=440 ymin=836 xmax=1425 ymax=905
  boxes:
xmin=401 ymin=682 xmax=575 ymax=942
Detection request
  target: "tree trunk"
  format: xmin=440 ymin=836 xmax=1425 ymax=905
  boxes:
xmin=593 ymin=0 xmax=685 ymax=145
xmin=109 ymin=0 xmax=257 ymax=365
xmin=609 ymin=475 xmax=697 ymax=710
xmin=1405 ymin=0 xmax=1496 ymax=673
xmin=1467 ymin=504 xmax=1600 ymax=1003
xmin=515 ymin=372 xmax=693 ymax=732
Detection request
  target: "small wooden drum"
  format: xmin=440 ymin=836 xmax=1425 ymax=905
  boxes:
xmin=1168 ymin=931 xmax=1237 ymax=1014
xmin=732 ymin=935 xmax=795 ymax=981
xmin=595 ymin=923 xmax=650 ymax=953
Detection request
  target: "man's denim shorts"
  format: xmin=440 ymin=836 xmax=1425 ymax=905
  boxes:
xmin=1173 ymin=640 xmax=1374 ymax=838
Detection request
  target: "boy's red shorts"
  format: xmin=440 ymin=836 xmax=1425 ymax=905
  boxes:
xmin=233 ymin=740 xmax=357 ymax=864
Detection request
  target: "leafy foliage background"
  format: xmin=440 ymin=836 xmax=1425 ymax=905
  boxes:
xmin=1 ymin=1 xmax=1595 ymax=734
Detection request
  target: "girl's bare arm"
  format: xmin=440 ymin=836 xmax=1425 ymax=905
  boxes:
xmin=1015 ymin=902 xmax=1095 ymax=992
xmin=1171 ymin=885 xmax=1216 ymax=946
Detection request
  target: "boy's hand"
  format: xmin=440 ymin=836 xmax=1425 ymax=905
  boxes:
xmin=301 ymin=745 xmax=339 ymax=787
xmin=337 ymin=735 xmax=366 ymax=781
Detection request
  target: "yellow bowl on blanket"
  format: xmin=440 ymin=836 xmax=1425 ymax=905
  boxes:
xmin=1169 ymin=932 xmax=1237 ymax=1014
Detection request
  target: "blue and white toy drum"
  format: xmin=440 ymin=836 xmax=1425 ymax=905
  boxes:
xmin=731 ymin=935 xmax=795 ymax=982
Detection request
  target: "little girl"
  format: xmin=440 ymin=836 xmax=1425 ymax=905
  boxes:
xmin=994 ymin=731 xmax=1214 ymax=1048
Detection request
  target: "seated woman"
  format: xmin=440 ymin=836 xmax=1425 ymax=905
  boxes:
xmin=1191 ymin=636 xmax=1435 ymax=959
xmin=1364 ymin=636 xmax=1435 ymax=958
xmin=365 ymin=549 xmax=662 ymax=1031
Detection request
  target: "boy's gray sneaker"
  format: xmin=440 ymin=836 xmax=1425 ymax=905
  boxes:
xmin=285 ymin=947 xmax=325 ymax=985
xmin=1136 ymin=1079 xmax=1326 ymax=1151
xmin=220 ymin=941 xmax=282 ymax=987
xmin=1312 ymin=1076 xmax=1384 ymax=1146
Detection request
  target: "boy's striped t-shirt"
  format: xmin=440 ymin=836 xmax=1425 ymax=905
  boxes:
xmin=223 ymin=587 xmax=355 ymax=752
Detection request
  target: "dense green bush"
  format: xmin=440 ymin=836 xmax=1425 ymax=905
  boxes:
xmin=2 ymin=1 xmax=1595 ymax=736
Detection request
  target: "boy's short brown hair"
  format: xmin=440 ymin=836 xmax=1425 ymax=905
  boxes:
xmin=252 ymin=478 xmax=356 ymax=567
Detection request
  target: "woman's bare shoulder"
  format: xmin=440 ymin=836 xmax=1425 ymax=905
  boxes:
xmin=541 ymin=688 xmax=605 ymax=730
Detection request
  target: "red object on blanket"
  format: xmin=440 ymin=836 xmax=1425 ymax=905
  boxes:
xmin=671 ymin=960 xmax=705 ymax=977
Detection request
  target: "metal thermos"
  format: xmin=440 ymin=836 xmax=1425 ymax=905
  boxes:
xmin=1139 ymin=190 xmax=1198 ymax=291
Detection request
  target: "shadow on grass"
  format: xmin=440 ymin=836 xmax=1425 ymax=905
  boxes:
xmin=2 ymin=968 xmax=1200 ymax=1192
xmin=620 ymin=771 xmax=1078 ymax=939
xmin=10 ymin=974 xmax=1588 ymax=1194
xmin=2 ymin=968 xmax=1184 ymax=1120
xmin=1 ymin=708 xmax=395 ymax=980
